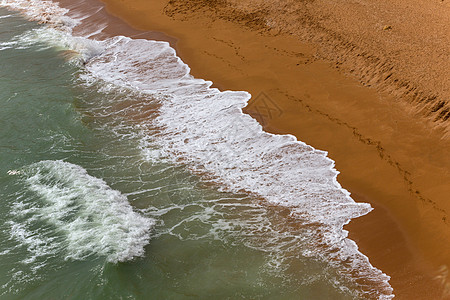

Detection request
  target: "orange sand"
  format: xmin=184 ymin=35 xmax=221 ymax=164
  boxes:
xmin=57 ymin=0 xmax=450 ymax=298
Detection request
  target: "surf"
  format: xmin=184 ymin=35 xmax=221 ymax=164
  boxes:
xmin=0 ymin=1 xmax=394 ymax=298
xmin=8 ymin=160 xmax=154 ymax=263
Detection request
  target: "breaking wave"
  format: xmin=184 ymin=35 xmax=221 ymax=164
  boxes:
xmin=8 ymin=160 xmax=154 ymax=263
xmin=0 ymin=1 xmax=394 ymax=298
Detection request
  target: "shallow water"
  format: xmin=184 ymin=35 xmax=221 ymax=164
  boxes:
xmin=0 ymin=6 xmax=392 ymax=299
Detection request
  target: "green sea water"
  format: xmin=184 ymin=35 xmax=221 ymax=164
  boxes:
xmin=0 ymin=8 xmax=385 ymax=299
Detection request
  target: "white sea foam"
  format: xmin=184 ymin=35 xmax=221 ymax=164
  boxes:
xmin=82 ymin=37 xmax=394 ymax=298
xmin=0 ymin=0 xmax=394 ymax=298
xmin=11 ymin=160 xmax=154 ymax=263
xmin=0 ymin=26 xmax=102 ymax=62
xmin=0 ymin=0 xmax=73 ymax=28
xmin=1 ymin=0 xmax=81 ymax=29
xmin=7 ymin=220 xmax=60 ymax=265
xmin=85 ymin=37 xmax=365 ymax=229
xmin=7 ymin=169 xmax=20 ymax=175
xmin=0 ymin=0 xmax=100 ymax=62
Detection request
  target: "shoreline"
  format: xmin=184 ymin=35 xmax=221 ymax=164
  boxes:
xmin=16 ymin=0 xmax=450 ymax=298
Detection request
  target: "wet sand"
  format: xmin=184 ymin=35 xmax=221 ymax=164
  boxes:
xmin=55 ymin=0 xmax=450 ymax=298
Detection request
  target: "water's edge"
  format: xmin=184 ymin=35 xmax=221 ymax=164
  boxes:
xmin=0 ymin=1 xmax=394 ymax=298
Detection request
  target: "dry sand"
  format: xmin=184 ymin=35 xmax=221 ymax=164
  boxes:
xmin=56 ymin=0 xmax=450 ymax=298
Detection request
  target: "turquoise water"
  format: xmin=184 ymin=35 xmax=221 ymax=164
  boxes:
xmin=0 ymin=7 xmax=392 ymax=299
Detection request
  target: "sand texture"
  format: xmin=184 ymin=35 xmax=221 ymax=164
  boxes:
xmin=164 ymin=0 xmax=450 ymax=134
xmin=54 ymin=0 xmax=450 ymax=298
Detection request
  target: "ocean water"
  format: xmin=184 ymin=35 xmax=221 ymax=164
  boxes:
xmin=0 ymin=3 xmax=393 ymax=299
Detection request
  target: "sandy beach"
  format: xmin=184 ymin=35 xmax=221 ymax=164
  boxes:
xmin=52 ymin=0 xmax=450 ymax=298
